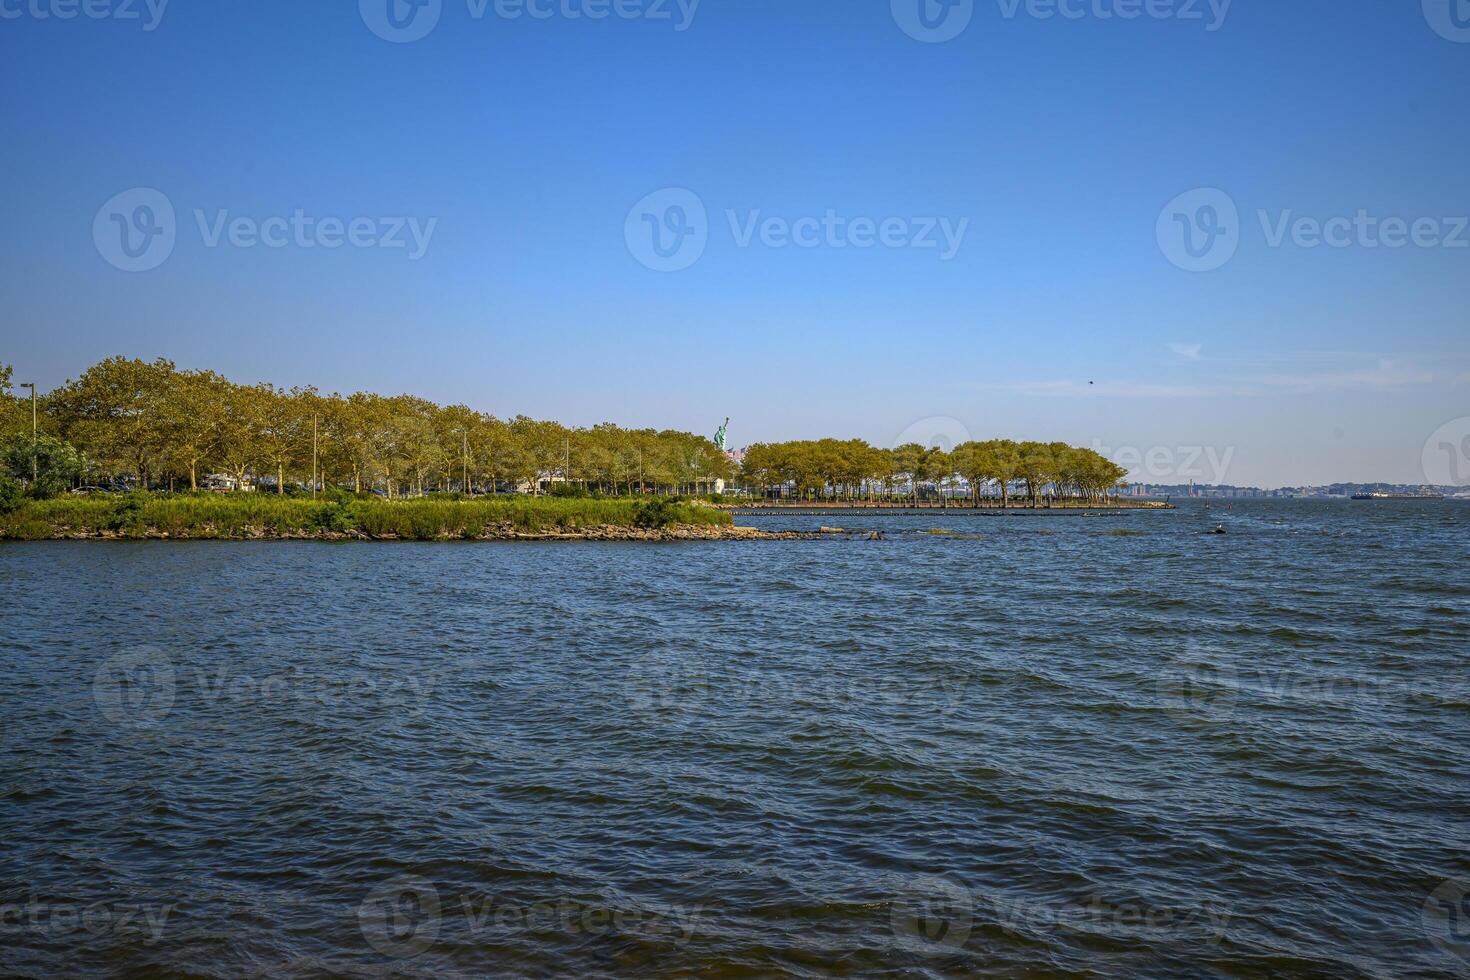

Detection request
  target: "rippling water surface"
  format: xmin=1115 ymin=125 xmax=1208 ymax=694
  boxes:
xmin=2 ymin=500 xmax=1468 ymax=977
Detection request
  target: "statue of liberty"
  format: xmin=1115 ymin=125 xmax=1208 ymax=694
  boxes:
xmin=714 ymin=417 xmax=730 ymax=452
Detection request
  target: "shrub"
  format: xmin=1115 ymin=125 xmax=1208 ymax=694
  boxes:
xmin=0 ymin=477 xmax=24 ymax=515
xmin=306 ymin=503 xmax=357 ymax=533
xmin=634 ymin=498 xmax=679 ymax=529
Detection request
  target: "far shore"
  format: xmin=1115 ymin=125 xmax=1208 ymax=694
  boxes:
xmin=728 ymin=499 xmax=1173 ymax=514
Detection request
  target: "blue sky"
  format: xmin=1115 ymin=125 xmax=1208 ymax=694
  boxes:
xmin=1 ymin=0 xmax=1467 ymax=486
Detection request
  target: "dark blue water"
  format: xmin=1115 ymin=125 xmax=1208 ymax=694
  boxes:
xmin=2 ymin=500 xmax=1468 ymax=977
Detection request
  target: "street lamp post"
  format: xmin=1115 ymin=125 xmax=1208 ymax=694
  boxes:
xmin=19 ymin=382 xmax=37 ymax=483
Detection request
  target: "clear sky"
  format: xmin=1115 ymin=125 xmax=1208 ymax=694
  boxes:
xmin=2 ymin=0 xmax=1467 ymax=487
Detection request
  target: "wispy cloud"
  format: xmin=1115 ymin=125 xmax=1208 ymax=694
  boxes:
xmin=1167 ymin=342 xmax=1202 ymax=360
xmin=1254 ymin=358 xmax=1470 ymax=392
xmin=979 ymin=379 xmax=1239 ymax=398
xmin=979 ymin=355 xmax=1470 ymax=400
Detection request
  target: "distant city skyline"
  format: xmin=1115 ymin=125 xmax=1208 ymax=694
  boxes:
xmin=2 ymin=2 xmax=1466 ymax=487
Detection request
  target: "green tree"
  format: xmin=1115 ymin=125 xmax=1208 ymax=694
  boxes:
xmin=3 ymin=434 xmax=86 ymax=497
xmin=50 ymin=356 xmax=174 ymax=487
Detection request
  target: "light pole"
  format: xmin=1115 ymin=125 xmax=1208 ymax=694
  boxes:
xmin=19 ymin=382 xmax=36 ymax=483
xmin=311 ymin=413 xmax=319 ymax=499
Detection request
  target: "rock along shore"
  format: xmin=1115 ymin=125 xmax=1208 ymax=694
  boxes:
xmin=35 ymin=523 xmax=816 ymax=542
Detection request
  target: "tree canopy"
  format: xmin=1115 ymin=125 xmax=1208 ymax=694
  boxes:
xmin=1 ymin=357 xmax=1127 ymax=502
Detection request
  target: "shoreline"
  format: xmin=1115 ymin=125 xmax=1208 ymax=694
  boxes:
xmin=0 ymin=496 xmax=1173 ymax=542
xmin=725 ymin=500 xmax=1172 ymax=513
xmin=2 ymin=522 xmax=817 ymax=543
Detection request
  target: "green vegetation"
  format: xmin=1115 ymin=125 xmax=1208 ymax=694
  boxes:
xmin=0 ymin=356 xmax=1130 ymax=507
xmin=0 ymin=494 xmax=731 ymax=541
xmin=740 ymin=438 xmax=1127 ymax=505
xmin=0 ymin=356 xmax=733 ymax=497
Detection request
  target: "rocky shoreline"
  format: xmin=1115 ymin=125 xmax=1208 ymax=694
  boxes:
xmin=25 ymin=523 xmax=816 ymax=542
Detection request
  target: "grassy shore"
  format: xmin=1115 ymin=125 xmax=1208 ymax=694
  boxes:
xmin=0 ymin=494 xmax=735 ymax=541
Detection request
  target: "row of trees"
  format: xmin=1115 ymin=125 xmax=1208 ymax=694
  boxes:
xmin=1 ymin=358 xmax=1127 ymax=502
xmin=740 ymin=439 xmax=1127 ymax=504
xmin=2 ymin=358 xmax=734 ymax=497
